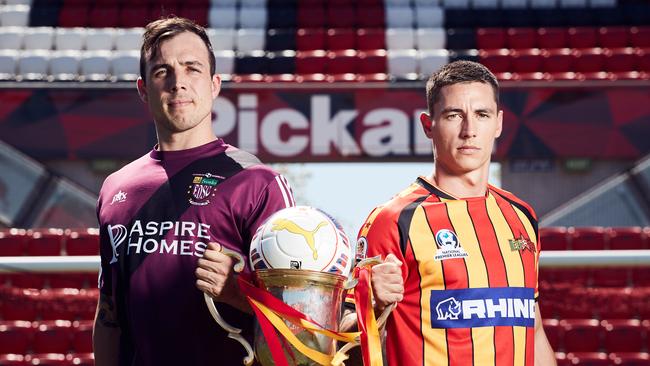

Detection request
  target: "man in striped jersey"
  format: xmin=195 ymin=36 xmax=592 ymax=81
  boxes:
xmin=360 ymin=61 xmax=556 ymax=366
xmin=93 ymin=17 xmax=295 ymax=366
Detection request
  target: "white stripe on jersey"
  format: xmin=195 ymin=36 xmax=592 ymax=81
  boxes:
xmin=279 ymin=174 xmax=295 ymax=206
xmin=275 ymin=175 xmax=294 ymax=208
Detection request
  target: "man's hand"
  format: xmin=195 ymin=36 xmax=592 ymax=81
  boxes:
xmin=195 ymin=242 xmax=239 ymax=306
xmin=371 ymin=254 xmax=404 ymax=312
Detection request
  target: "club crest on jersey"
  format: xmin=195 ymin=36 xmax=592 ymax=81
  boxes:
xmin=509 ymin=234 xmax=536 ymax=253
xmin=434 ymin=229 xmax=468 ymax=261
xmin=187 ymin=173 xmax=223 ymax=206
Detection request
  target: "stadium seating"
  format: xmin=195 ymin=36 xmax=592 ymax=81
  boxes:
xmin=0 ymin=321 xmax=33 ymax=354
xmin=561 ymin=319 xmax=601 ymax=352
xmin=601 ymin=319 xmax=644 ymax=353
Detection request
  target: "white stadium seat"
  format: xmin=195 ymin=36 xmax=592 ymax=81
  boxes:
xmin=5 ymin=0 xmax=33 ymax=5
xmin=209 ymin=6 xmax=237 ymax=29
xmin=0 ymin=26 xmax=23 ymax=49
xmin=472 ymin=0 xmax=499 ymax=8
xmin=236 ymin=28 xmax=265 ymax=52
xmin=49 ymin=50 xmax=80 ymax=81
xmin=214 ymin=50 xmax=235 ymax=75
xmin=114 ymin=28 xmax=143 ymax=51
xmin=501 ymin=0 xmax=528 ymax=8
xmin=0 ymin=5 xmax=29 ymax=26
xmin=414 ymin=6 xmax=444 ymax=28
xmin=55 ymin=28 xmax=85 ymax=51
xmin=240 ymin=0 xmax=266 ymax=6
xmin=238 ymin=7 xmax=267 ymax=29
xmin=85 ymin=28 xmax=115 ymax=51
xmin=384 ymin=0 xmax=412 ymax=5
xmin=80 ymin=50 xmax=111 ymax=81
xmin=386 ymin=28 xmax=415 ymax=50
xmin=111 ymin=50 xmax=139 ymax=81
xmin=441 ymin=0 xmax=470 ymax=8
xmin=387 ymin=49 xmax=418 ymax=79
xmin=385 ymin=6 xmax=414 ymax=28
xmin=207 ymin=28 xmax=235 ymax=51
xmin=0 ymin=49 xmax=18 ymax=80
xmin=530 ymin=0 xmax=557 ymax=8
xmin=560 ymin=0 xmax=587 ymax=6
xmin=416 ymin=28 xmax=446 ymax=50
xmin=419 ymin=49 xmax=449 ymax=76
xmin=23 ymin=27 xmax=54 ymax=50
xmin=210 ymin=0 xmax=236 ymax=5
xmin=17 ymin=50 xmax=49 ymax=81
xmin=414 ymin=0 xmax=441 ymax=5
xmin=589 ymin=0 xmax=616 ymax=6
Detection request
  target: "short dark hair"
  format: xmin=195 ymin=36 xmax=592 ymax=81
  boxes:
xmin=425 ymin=60 xmax=499 ymax=115
xmin=140 ymin=16 xmax=216 ymax=83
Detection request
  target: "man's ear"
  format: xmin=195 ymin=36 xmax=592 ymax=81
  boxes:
xmin=420 ymin=112 xmax=434 ymax=139
xmin=136 ymin=77 xmax=147 ymax=103
xmin=211 ymin=74 xmax=221 ymax=99
xmin=495 ymin=109 xmax=503 ymax=138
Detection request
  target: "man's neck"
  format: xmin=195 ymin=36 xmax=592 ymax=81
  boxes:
xmin=429 ymin=164 xmax=490 ymax=198
xmin=157 ymin=123 xmax=217 ymax=151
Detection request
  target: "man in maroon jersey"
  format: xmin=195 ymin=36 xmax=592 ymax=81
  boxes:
xmin=93 ymin=17 xmax=294 ymax=366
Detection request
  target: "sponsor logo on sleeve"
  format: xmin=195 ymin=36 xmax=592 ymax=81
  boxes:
xmin=430 ymin=287 xmax=536 ymax=329
xmin=434 ymin=229 xmax=468 ymax=261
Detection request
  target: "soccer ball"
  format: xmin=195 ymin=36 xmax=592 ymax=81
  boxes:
xmin=249 ymin=206 xmax=352 ymax=277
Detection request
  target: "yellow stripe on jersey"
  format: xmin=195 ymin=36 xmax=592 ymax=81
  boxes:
xmin=486 ymin=193 xmax=527 ymax=366
xmin=443 ymin=199 xmax=495 ymax=366
xmin=409 ymin=205 xmax=449 ymax=366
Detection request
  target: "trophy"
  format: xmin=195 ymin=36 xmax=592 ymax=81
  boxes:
xmin=204 ymin=206 xmax=393 ymax=366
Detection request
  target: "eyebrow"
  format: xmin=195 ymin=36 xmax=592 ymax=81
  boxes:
xmin=440 ymin=107 xmax=495 ymax=114
xmin=149 ymin=60 xmax=205 ymax=74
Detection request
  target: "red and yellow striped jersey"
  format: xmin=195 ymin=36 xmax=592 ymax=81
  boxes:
xmin=357 ymin=177 xmax=540 ymax=366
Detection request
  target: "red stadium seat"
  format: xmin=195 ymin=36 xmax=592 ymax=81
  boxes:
xmin=538 ymin=28 xmax=568 ymax=49
xmin=357 ymin=28 xmax=385 ymax=50
xmin=33 ymin=320 xmax=73 ymax=353
xmin=566 ymin=352 xmax=609 ymax=366
xmin=540 ymin=227 xmax=569 ymax=251
xmin=605 ymin=47 xmax=639 ymax=73
xmin=58 ymin=6 xmax=89 ymax=27
xmin=0 ymin=228 xmax=27 ymax=256
xmin=0 ymin=354 xmax=27 ymax=366
xmin=543 ymin=319 xmax=563 ymax=352
xmin=568 ymin=27 xmax=598 ymax=49
xmin=609 ymin=352 xmax=650 ymax=366
xmin=574 ymin=48 xmax=606 ymax=74
xmin=24 ymin=353 xmax=68 ymax=366
xmin=543 ymin=48 xmax=574 ymax=73
xmin=65 ymin=229 xmax=100 ymax=256
xmin=477 ymin=28 xmax=507 ymax=50
xmin=631 ymin=266 xmax=650 ymax=286
xmin=39 ymin=288 xmax=81 ymax=321
xmin=296 ymin=28 xmax=325 ymax=51
xmin=506 ymin=28 xmax=537 ymax=49
xmin=590 ymin=267 xmax=630 ymax=287
xmin=72 ymin=320 xmax=94 ymax=353
xmin=630 ymin=27 xmax=650 ymax=48
xmin=297 ymin=7 xmax=325 ymax=29
xmin=88 ymin=5 xmax=119 ymax=28
xmin=608 ymin=227 xmax=647 ymax=250
xmin=640 ymin=49 xmax=650 ymax=72
xmin=0 ymin=288 xmax=39 ymax=320
xmin=570 ymin=227 xmax=606 ymax=251
xmin=556 ymin=353 xmax=571 ymax=366
xmin=356 ymin=5 xmax=384 ymax=28
xmin=601 ymin=319 xmax=644 ymax=353
xmin=598 ymin=27 xmax=629 ymax=48
xmin=561 ymin=319 xmax=601 ymax=352
xmin=326 ymin=28 xmax=356 ymax=51
xmin=327 ymin=50 xmax=359 ymax=74
xmin=149 ymin=4 xmax=179 ymax=23
xmin=358 ymin=49 xmax=386 ymax=74
xmin=0 ymin=320 xmax=33 ymax=354
xmin=295 ymin=50 xmax=328 ymax=75
xmin=7 ymin=273 xmax=48 ymax=288
xmin=479 ymin=49 xmax=512 ymax=74
xmin=512 ymin=49 xmax=544 ymax=73
xmin=26 ymin=229 xmax=64 ymax=256
xmin=70 ymin=353 xmax=94 ymax=366
xmin=119 ymin=6 xmax=149 ymax=28
xmin=179 ymin=5 xmax=208 ymax=25
xmin=594 ymin=287 xmax=635 ymax=319
xmin=326 ymin=6 xmax=355 ymax=28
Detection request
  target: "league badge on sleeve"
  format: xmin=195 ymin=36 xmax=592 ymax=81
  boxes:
xmin=187 ymin=173 xmax=223 ymax=206
xmin=434 ymin=229 xmax=468 ymax=261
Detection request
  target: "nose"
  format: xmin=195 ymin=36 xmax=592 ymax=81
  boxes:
xmin=167 ymin=68 xmax=187 ymax=92
xmin=460 ymin=115 xmax=477 ymax=139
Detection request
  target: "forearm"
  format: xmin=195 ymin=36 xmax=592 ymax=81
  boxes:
xmin=93 ymin=295 xmax=121 ymax=366
xmin=534 ymin=304 xmax=557 ymax=366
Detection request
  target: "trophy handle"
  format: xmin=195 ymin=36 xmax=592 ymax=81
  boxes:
xmin=203 ymin=246 xmax=255 ymax=366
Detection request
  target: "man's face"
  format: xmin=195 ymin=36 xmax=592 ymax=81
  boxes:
xmin=421 ymin=81 xmax=503 ymax=176
xmin=137 ymin=31 xmax=220 ymax=136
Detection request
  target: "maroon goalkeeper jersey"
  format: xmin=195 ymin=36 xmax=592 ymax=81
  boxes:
xmin=97 ymin=139 xmax=294 ymax=366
